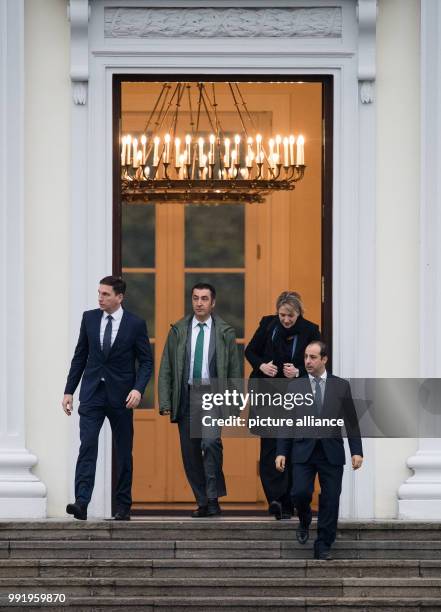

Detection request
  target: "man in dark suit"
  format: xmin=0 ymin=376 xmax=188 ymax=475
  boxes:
xmin=62 ymin=276 xmax=153 ymax=521
xmin=276 ymin=341 xmax=363 ymax=559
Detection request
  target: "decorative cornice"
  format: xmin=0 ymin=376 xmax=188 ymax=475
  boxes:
xmin=357 ymin=0 xmax=377 ymax=104
xmin=104 ymin=7 xmax=342 ymax=39
xmin=68 ymin=0 xmax=90 ymax=105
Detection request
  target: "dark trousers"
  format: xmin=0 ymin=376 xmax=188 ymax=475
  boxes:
xmin=75 ymin=382 xmax=134 ymax=510
xmin=260 ymin=437 xmax=292 ymax=512
xmin=177 ymin=391 xmax=226 ymax=507
xmin=291 ymin=441 xmax=343 ymax=552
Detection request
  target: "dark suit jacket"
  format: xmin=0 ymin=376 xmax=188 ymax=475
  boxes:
xmin=64 ymin=308 xmax=153 ymax=408
xmin=245 ymin=315 xmax=321 ymax=378
xmin=277 ymin=374 xmax=363 ymax=465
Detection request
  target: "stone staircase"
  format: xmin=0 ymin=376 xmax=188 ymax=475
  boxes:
xmin=0 ymin=519 xmax=440 ymax=610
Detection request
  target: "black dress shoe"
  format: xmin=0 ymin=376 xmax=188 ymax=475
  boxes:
xmin=114 ymin=509 xmax=131 ymax=521
xmin=296 ymin=524 xmax=309 ymax=544
xmin=296 ymin=509 xmax=312 ymax=544
xmin=281 ymin=511 xmax=293 ymax=520
xmin=315 ymin=548 xmax=332 ymax=560
xmin=66 ymin=501 xmax=87 ymax=521
xmin=192 ymin=506 xmax=208 ymax=518
xmin=268 ymin=500 xmax=282 ymax=520
xmin=207 ymin=499 xmax=221 ymax=517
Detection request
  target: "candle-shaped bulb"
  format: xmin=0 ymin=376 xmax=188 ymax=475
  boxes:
xmin=125 ymin=135 xmax=132 ymax=165
xmin=247 ymin=136 xmax=253 ymax=160
xmin=289 ymin=135 xmax=295 ymax=166
xmin=209 ymin=134 xmax=215 ymax=165
xmin=224 ymin=137 xmax=231 ymax=167
xmin=140 ymin=134 xmax=147 ymax=164
xmin=164 ymin=133 xmax=171 ymax=163
xmin=121 ymin=136 xmax=127 ymax=166
xmin=198 ymin=137 xmax=204 ymax=167
xmin=175 ymin=137 xmax=181 ymax=166
xmin=185 ymin=134 xmax=191 ymax=164
xmin=153 ymin=136 xmax=160 ymax=167
xmin=275 ymin=134 xmax=281 ymax=158
xmin=283 ymin=137 xmax=289 ymax=167
xmin=234 ymin=134 xmax=240 ymax=164
xmin=132 ymin=138 xmax=139 ymax=167
xmin=297 ymin=135 xmax=305 ymax=165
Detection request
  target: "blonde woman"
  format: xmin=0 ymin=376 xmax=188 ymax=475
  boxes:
xmin=245 ymin=291 xmax=321 ymax=519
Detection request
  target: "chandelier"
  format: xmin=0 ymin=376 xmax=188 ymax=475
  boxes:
xmin=120 ymin=82 xmax=306 ymax=205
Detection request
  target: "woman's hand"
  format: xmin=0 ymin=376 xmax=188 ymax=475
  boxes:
xmin=283 ymin=363 xmax=299 ymax=378
xmin=259 ymin=361 xmax=278 ymax=377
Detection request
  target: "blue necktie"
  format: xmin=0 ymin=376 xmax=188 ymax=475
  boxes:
xmin=102 ymin=315 xmax=113 ymax=358
xmin=314 ymin=377 xmax=323 ymax=414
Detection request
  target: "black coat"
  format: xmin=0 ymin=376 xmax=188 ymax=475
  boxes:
xmin=276 ymin=374 xmax=363 ymax=465
xmin=245 ymin=315 xmax=321 ymax=378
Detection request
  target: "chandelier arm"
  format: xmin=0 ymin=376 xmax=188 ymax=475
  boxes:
xmin=186 ymin=84 xmax=198 ymax=179
xmin=199 ymin=84 xmax=218 ymax=135
xmin=142 ymin=83 xmax=177 ymax=167
xmin=200 ymin=84 xmax=226 ymax=174
xmin=228 ymin=82 xmax=249 ymax=138
xmin=211 ymin=83 xmax=222 ymax=139
xmin=195 ymin=83 xmax=204 ymax=134
xmin=155 ymin=83 xmax=183 ymax=166
xmin=210 ymin=83 xmax=226 ymax=175
xmin=170 ymin=82 xmax=182 ymax=145
xmin=142 ymin=82 xmax=169 ymax=135
xmin=170 ymin=83 xmax=186 ymax=165
xmin=234 ymin=82 xmax=258 ymax=132
xmin=154 ymin=83 xmax=173 ymax=133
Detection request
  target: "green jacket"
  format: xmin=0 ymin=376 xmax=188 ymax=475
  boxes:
xmin=158 ymin=314 xmax=241 ymax=422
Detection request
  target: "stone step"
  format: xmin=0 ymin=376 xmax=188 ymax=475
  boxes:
xmin=1 ymin=558 xmax=438 ymax=579
xmin=1 ymin=596 xmax=441 ymax=612
xmin=0 ymin=576 xmax=440 ymax=598
xmin=1 ymin=519 xmax=441 ymax=541
xmin=3 ymin=539 xmax=441 ymax=560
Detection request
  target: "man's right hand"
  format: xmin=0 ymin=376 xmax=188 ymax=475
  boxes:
xmin=259 ymin=361 xmax=278 ymax=377
xmin=62 ymin=394 xmax=74 ymax=416
xmin=275 ymin=455 xmax=286 ymax=472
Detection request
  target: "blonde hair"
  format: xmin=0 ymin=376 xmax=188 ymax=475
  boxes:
xmin=275 ymin=291 xmax=304 ymax=316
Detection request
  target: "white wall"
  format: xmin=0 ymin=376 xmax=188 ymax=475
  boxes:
xmin=375 ymin=0 xmax=420 ymax=517
xmin=24 ymin=0 xmax=71 ymax=517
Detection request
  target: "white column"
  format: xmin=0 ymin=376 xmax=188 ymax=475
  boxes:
xmin=398 ymin=0 xmax=441 ymax=519
xmin=0 ymin=0 xmax=46 ymax=517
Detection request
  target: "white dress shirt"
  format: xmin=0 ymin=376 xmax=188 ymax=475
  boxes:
xmin=188 ymin=316 xmax=212 ymax=384
xmin=100 ymin=305 xmax=124 ymax=349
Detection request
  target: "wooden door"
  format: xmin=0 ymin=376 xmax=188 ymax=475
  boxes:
xmin=118 ymin=80 xmax=324 ymax=507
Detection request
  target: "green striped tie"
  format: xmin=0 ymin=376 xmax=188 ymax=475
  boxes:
xmin=193 ymin=323 xmax=205 ymax=382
